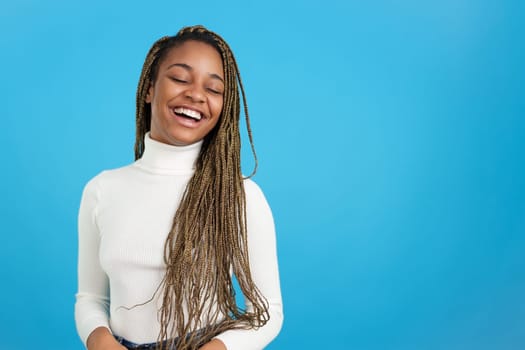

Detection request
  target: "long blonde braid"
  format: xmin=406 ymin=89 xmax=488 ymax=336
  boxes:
xmin=134 ymin=25 xmax=268 ymax=350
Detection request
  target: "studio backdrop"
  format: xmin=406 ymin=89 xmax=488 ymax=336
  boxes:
xmin=1 ymin=1 xmax=524 ymax=349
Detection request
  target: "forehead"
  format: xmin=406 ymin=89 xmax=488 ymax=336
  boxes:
xmin=160 ymin=40 xmax=224 ymax=75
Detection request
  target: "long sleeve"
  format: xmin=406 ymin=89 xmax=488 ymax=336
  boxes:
xmin=73 ymin=136 xmax=283 ymax=347
xmin=214 ymin=179 xmax=284 ymax=350
xmin=75 ymin=175 xmax=111 ymax=346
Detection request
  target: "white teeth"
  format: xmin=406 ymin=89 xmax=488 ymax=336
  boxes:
xmin=174 ymin=107 xmax=202 ymax=120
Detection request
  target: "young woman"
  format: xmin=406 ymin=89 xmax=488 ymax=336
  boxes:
xmin=75 ymin=25 xmax=283 ymax=350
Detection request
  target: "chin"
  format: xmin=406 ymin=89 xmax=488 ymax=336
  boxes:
xmin=167 ymin=134 xmax=200 ymax=146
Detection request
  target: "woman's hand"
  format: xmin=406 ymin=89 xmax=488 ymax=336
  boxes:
xmin=198 ymin=338 xmax=227 ymax=350
xmin=87 ymin=327 xmax=127 ymax=350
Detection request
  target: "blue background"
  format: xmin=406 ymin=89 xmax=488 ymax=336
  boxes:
xmin=1 ymin=1 xmax=524 ymax=349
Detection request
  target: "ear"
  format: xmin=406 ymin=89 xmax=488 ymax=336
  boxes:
xmin=145 ymin=84 xmax=154 ymax=103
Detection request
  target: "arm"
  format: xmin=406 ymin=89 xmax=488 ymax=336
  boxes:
xmin=212 ymin=180 xmax=284 ymax=350
xmin=87 ymin=327 xmax=126 ymax=350
xmin=75 ymin=176 xmax=124 ymax=349
xmin=199 ymin=339 xmax=227 ymax=350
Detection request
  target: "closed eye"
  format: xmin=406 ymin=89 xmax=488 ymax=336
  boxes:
xmin=207 ymin=88 xmax=223 ymax=95
xmin=170 ymin=76 xmax=187 ymax=83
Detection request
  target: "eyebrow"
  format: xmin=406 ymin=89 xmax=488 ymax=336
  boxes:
xmin=166 ymin=63 xmax=224 ymax=83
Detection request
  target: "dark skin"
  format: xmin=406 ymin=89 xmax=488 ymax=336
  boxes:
xmin=86 ymin=41 xmax=227 ymax=350
xmin=147 ymin=40 xmax=224 ymax=147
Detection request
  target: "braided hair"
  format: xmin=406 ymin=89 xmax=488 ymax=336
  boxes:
xmin=135 ymin=25 xmax=268 ymax=349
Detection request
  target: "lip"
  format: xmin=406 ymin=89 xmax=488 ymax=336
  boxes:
xmin=171 ymin=104 xmax=207 ymax=119
xmin=169 ymin=105 xmax=204 ymax=128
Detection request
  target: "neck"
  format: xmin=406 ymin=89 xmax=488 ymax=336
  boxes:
xmin=136 ymin=132 xmax=202 ymax=174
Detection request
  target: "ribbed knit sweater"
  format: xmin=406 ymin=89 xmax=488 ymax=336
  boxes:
xmin=75 ymin=133 xmax=283 ymax=350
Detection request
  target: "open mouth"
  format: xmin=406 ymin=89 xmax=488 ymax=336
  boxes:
xmin=173 ymin=107 xmax=202 ymax=121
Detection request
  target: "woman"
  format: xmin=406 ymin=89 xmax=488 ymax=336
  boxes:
xmin=75 ymin=25 xmax=283 ymax=350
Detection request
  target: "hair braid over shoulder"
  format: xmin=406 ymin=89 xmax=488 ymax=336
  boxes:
xmin=134 ymin=25 xmax=267 ymax=350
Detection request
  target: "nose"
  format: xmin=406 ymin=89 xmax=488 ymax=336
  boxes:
xmin=185 ymin=84 xmax=205 ymax=102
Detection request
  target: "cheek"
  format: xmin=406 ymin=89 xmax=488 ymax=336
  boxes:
xmin=212 ymin=97 xmax=224 ymax=118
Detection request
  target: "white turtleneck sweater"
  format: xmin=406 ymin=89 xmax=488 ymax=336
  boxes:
xmin=75 ymin=133 xmax=283 ymax=350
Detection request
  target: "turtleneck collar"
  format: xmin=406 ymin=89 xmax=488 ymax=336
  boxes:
xmin=135 ymin=132 xmax=202 ymax=175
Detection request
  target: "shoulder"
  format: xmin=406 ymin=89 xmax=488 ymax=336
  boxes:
xmin=242 ymin=178 xmax=276 ymax=238
xmin=81 ymin=163 xmax=137 ymax=194
xmin=243 ymin=178 xmax=267 ymax=201
xmin=242 ymin=177 xmax=274 ymax=213
xmin=97 ymin=163 xmax=138 ymax=181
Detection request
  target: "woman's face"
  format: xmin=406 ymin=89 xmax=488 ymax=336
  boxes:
xmin=147 ymin=40 xmax=225 ymax=146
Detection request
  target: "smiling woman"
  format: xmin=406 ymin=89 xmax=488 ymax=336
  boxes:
xmin=74 ymin=25 xmax=283 ymax=350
